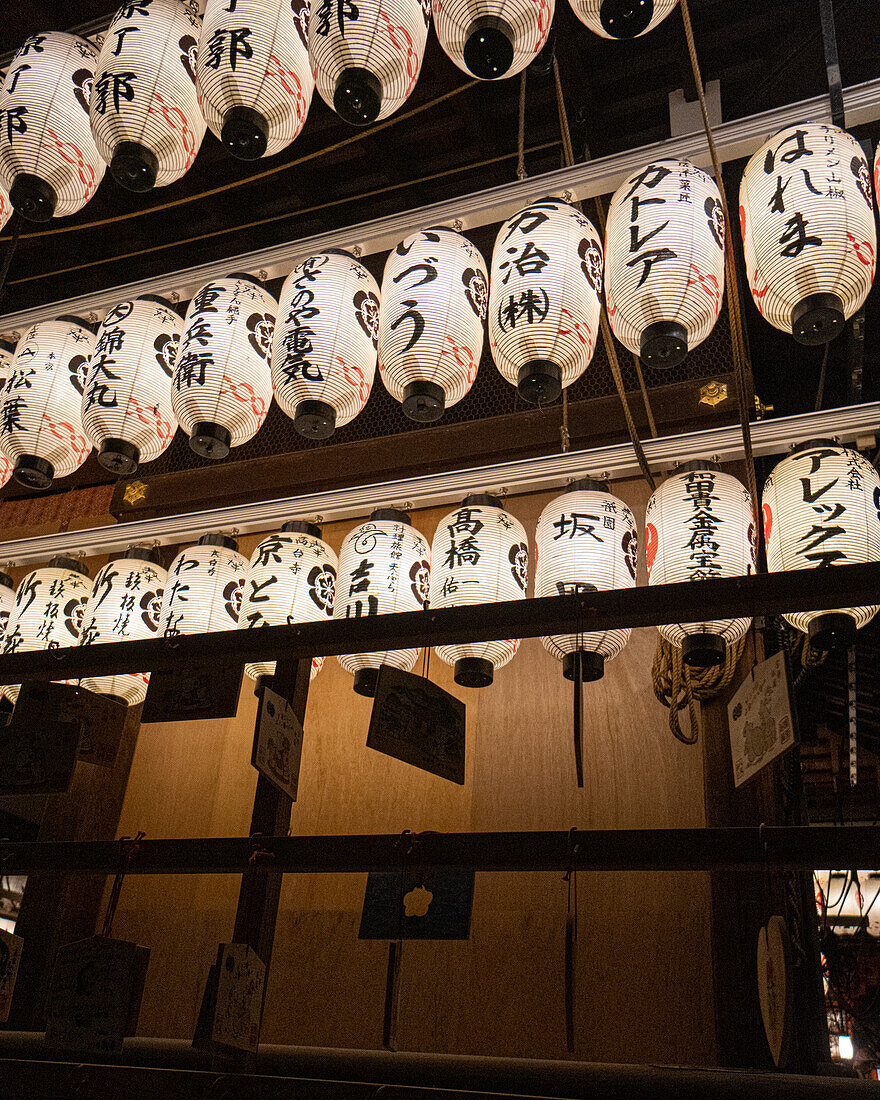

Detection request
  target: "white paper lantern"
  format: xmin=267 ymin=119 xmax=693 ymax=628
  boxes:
xmin=92 ymin=0 xmax=205 ymax=191
xmin=78 ymin=546 xmax=167 ymax=705
xmin=309 ymin=0 xmax=430 ymax=125
xmin=378 ymin=227 xmax=487 ymax=421
xmin=605 ymin=158 xmax=725 ymax=368
xmin=0 ymin=317 xmax=95 ymax=489
xmin=0 ymin=342 xmax=13 ymax=489
xmin=740 ymin=123 xmax=876 ymax=344
xmin=489 ymin=198 xmax=603 ymax=403
xmin=1 ymin=556 xmax=93 ymax=704
xmin=568 ymin=0 xmax=677 ymax=38
xmin=433 ymin=0 xmax=554 ymax=80
xmin=645 ymin=460 xmax=754 ymax=666
xmin=172 ymin=274 xmax=276 ymax=459
xmin=431 ymin=493 xmax=527 ymax=687
xmin=535 ymin=478 xmax=638 ymax=680
xmin=335 ymin=508 xmax=431 ymax=696
xmin=159 ymin=533 xmax=248 ymax=638
xmin=272 ymin=250 xmax=379 ymax=438
xmin=199 ymin=0 xmax=314 ymax=160
xmin=0 ymin=571 xmax=15 ymax=645
xmin=763 ymin=439 xmax=880 ymax=650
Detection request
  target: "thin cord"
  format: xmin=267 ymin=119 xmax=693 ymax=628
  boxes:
xmin=814 ymin=341 xmax=830 ymax=411
xmin=632 ymin=354 xmax=658 ymax=437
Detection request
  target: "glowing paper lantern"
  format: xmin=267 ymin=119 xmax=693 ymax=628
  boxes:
xmin=335 ymin=508 xmax=431 ymax=696
xmin=763 ymin=439 xmax=880 ymax=650
xmin=740 ymin=123 xmax=876 ymax=344
xmin=172 ymin=274 xmax=277 ymax=459
xmin=0 ymin=32 xmax=105 ymax=221
xmin=272 ymin=251 xmax=379 ymax=438
xmin=433 ymin=0 xmax=554 ymax=80
xmin=159 ymin=533 xmax=248 ymax=637
xmin=431 ymin=493 xmax=528 ymax=687
xmin=378 ymin=227 xmax=487 ymax=421
xmin=605 ymin=159 xmax=726 ymax=368
xmin=645 ymin=460 xmax=754 ymax=667
xmin=568 ymin=0 xmax=678 ymax=38
xmin=92 ymin=0 xmax=205 ymax=191
xmin=79 ymin=546 xmax=167 ymax=705
xmin=489 ymin=199 xmax=603 ymax=403
xmin=199 ymin=0 xmax=314 ymax=160
xmin=0 ymin=317 xmax=95 ymax=489
xmin=535 ymin=478 xmax=638 ymax=680
xmin=309 ymin=0 xmax=430 ymax=125
xmin=82 ymin=295 xmax=182 ymax=475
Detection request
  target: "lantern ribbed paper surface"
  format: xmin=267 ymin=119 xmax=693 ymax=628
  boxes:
xmin=0 ymin=344 xmax=12 ymax=490
xmin=605 ymin=159 xmax=726 ymax=368
xmin=82 ymin=295 xmax=182 ymax=476
xmin=79 ymin=547 xmax=167 ymax=705
xmin=0 ymin=186 xmax=11 ymax=232
xmin=763 ymin=440 xmax=880 ymax=649
xmin=159 ymin=534 xmax=248 ymax=638
xmin=378 ymin=227 xmax=487 ymax=422
xmin=272 ymin=251 xmax=380 ymax=439
xmin=535 ymin=480 xmax=638 ymax=681
xmin=172 ymin=275 xmax=277 ymax=459
xmin=568 ymin=0 xmax=677 ymax=38
xmin=335 ymin=509 xmax=431 ymax=696
xmin=309 ymin=0 xmax=429 ymax=125
xmin=0 ymin=573 xmax=14 ymax=652
xmin=645 ymin=461 xmax=754 ymax=666
xmin=432 ymin=494 xmax=527 ymax=687
xmin=199 ymin=0 xmax=314 ymax=160
xmin=0 ymin=318 xmax=95 ymax=489
xmin=433 ymin=0 xmax=554 ymax=80
xmin=92 ymin=0 xmax=205 ymax=191
xmin=489 ymin=199 xmax=603 ymax=404
xmin=0 ymin=32 xmax=105 ymax=221
xmin=740 ymin=123 xmax=876 ymax=344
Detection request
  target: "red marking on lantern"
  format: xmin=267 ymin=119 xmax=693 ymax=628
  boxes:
xmin=42 ymin=412 xmax=89 ymax=460
xmin=738 ymin=204 xmax=746 ymax=243
xmin=686 ymin=263 xmax=722 ymax=318
xmin=379 ymin=12 xmax=420 ymax=96
xmin=559 ymin=306 xmax=593 ymax=356
xmin=221 ymin=374 xmax=267 ymax=422
xmin=149 ymin=91 xmax=197 ymax=169
xmin=645 ymin=522 xmax=658 ymax=575
xmin=751 ymin=268 xmax=769 ymax=316
xmin=43 ymin=127 xmax=96 ymax=200
xmin=846 ymin=231 xmax=876 ymax=275
xmin=127 ymin=394 xmax=173 ymax=446
xmin=266 ymin=53 xmax=308 ymax=123
xmin=339 ymin=355 xmax=371 ymax=405
xmin=441 ymin=335 xmax=477 ymax=384
xmin=528 ymin=0 xmax=551 ymax=43
xmin=762 ymin=502 xmax=773 ymax=543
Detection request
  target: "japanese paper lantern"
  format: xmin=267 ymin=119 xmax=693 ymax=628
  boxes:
xmin=433 ymin=0 xmax=554 ymax=80
xmin=309 ymin=0 xmax=430 ymax=125
xmin=378 ymin=227 xmax=487 ymax=421
xmin=79 ymin=546 xmax=167 ymax=705
xmin=535 ymin=478 xmax=638 ymax=681
xmin=740 ymin=123 xmax=876 ymax=344
xmin=763 ymin=439 xmax=880 ymax=650
xmin=0 ymin=317 xmax=95 ymax=489
xmin=0 ymin=571 xmax=15 ymax=644
xmin=605 ymin=158 xmax=725 ymax=368
xmin=489 ymin=199 xmax=603 ymax=403
xmin=159 ymin=533 xmax=247 ymax=637
xmin=431 ymin=493 xmax=528 ymax=687
xmin=1 ymin=556 xmax=92 ymax=704
xmin=335 ymin=508 xmax=431 ymax=696
xmin=645 ymin=460 xmax=754 ymax=667
xmin=198 ymin=0 xmax=314 ymax=160
xmin=92 ymin=0 xmax=205 ymax=191
xmin=82 ymin=295 xmax=182 ymax=475
xmin=239 ymin=520 xmax=337 ymax=683
xmin=568 ymin=0 xmax=677 ymax=38
xmin=172 ymin=274 xmax=276 ymax=459
xmin=0 ymin=340 xmax=15 ymax=488
xmin=272 ymin=251 xmax=379 ymax=438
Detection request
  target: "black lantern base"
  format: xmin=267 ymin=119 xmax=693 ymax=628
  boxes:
xmin=10 ymin=172 xmax=56 ymax=222
xmin=563 ymin=650 xmax=605 ymax=683
xmin=517 ymin=360 xmax=562 ymax=404
xmin=641 ymin=321 xmax=687 ymax=368
xmin=402 ymin=380 xmax=445 ymax=422
xmin=791 ymin=293 xmax=844 ymax=345
xmin=682 ymin=632 xmax=726 ymax=669
xmin=454 ymin=657 xmax=494 ymax=688
xmin=600 ymin=0 xmax=655 ymax=37
xmin=98 ymin=438 xmax=140 ymax=476
xmin=464 ymin=17 xmax=515 ymax=78
xmin=221 ymin=106 xmax=269 ymax=160
xmin=110 ymin=141 xmax=159 ymax=193
xmin=808 ymin=612 xmax=856 ymax=652
xmin=13 ymin=453 xmax=53 ymax=490
xmin=294 ymin=399 xmax=336 ymax=439
xmin=354 ymin=667 xmax=380 ymax=697
xmin=253 ymin=674 xmax=270 ymax=697
xmin=334 ymin=67 xmax=382 ymax=126
xmin=189 ymin=422 xmax=231 ymax=460
xmin=104 ymin=693 xmax=130 ymax=708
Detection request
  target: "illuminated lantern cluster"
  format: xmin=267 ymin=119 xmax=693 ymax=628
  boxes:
xmin=0 ymin=32 xmax=105 ymax=221
xmin=272 ymin=251 xmax=380 ymax=439
xmin=159 ymin=533 xmax=248 ymax=638
xmin=335 ymin=508 xmax=431 ymax=696
xmin=379 ymin=226 xmax=488 ymax=422
xmin=433 ymin=0 xmax=554 ymax=80
xmin=82 ymin=295 xmax=182 ymax=476
xmin=605 ymin=158 xmax=726 ymax=368
xmin=763 ymin=440 xmax=880 ymax=650
xmin=172 ymin=274 xmax=277 ymax=460
xmin=0 ymin=317 xmax=95 ymax=490
xmin=431 ymin=493 xmax=528 ymax=687
xmin=199 ymin=0 xmax=314 ymax=160
xmin=646 ymin=460 xmax=754 ymax=667
xmin=568 ymin=0 xmax=678 ymax=38
xmin=740 ymin=123 xmax=877 ymax=344
xmin=489 ymin=199 xmax=603 ymax=403
xmin=535 ymin=478 xmax=638 ymax=681
xmin=79 ymin=546 xmax=167 ymax=706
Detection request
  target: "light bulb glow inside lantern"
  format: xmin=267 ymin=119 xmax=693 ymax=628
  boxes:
xmin=159 ymin=534 xmax=248 ymax=638
xmin=434 ymin=0 xmax=554 ymax=81
xmin=567 ymin=0 xmax=678 ymax=39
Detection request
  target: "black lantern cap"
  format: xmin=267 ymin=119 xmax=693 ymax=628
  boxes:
xmin=226 ymin=271 xmax=263 ymax=286
xmin=370 ymin=507 xmax=411 ymax=524
xmin=791 ymin=293 xmax=844 ymax=345
xmin=139 ymin=293 xmax=177 ymax=309
xmin=600 ymin=0 xmax=655 ymax=38
xmin=464 ymin=16 xmax=515 ymax=79
xmin=13 ymin=454 xmax=53 ymax=490
xmin=563 ymin=650 xmax=605 ymax=682
xmin=808 ymin=612 xmax=856 ymax=652
xmin=676 ymin=458 xmax=722 ymax=474
xmin=454 ymin=656 xmax=494 ymax=688
xmin=110 ymin=141 xmax=159 ymax=193
xmin=334 ymin=67 xmax=382 ymax=126
xmin=98 ymin=438 xmax=140 ymax=477
xmin=462 ymin=493 xmax=504 ymax=509
xmin=282 ymin=519 xmax=322 ymax=538
xmin=354 ymin=667 xmax=380 ymax=697
xmin=641 ymin=321 xmax=687 ymax=368
xmin=403 ymin=380 xmax=445 ymax=422
xmin=222 ymin=105 xmax=269 ymax=161
xmin=198 ymin=532 xmax=239 ymax=551
xmin=567 ymin=477 xmax=610 ymax=494
xmin=323 ymin=248 xmax=359 ymax=262
xmin=57 ymin=314 xmax=98 ymax=334
xmin=10 ymin=173 xmax=56 ymax=222
xmin=49 ymin=555 xmax=89 ymax=578
xmin=517 ymin=360 xmax=562 ymax=404
xmin=294 ymin=399 xmax=336 ymax=439
xmin=789 ymin=437 xmax=840 ymax=456
xmin=190 ymin=422 xmax=231 ymax=460
xmin=119 ymin=544 xmax=162 ymax=565
xmin=0 ymin=572 xmax=14 ymax=590
xmin=682 ymin=632 xmax=727 ymax=669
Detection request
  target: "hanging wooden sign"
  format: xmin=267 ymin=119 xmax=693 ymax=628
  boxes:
xmin=0 ymin=684 xmax=82 ymax=795
xmin=757 ymin=915 xmax=794 ymax=1068
xmin=251 ymin=685 xmax=305 ymax=802
xmin=193 ymin=943 xmax=265 ymax=1056
xmin=359 ymin=869 xmax=474 ymax=940
xmin=0 ymin=928 xmax=24 ymax=1023
xmin=728 ymin=651 xmax=795 ymax=787
xmin=140 ymin=659 xmax=244 ymax=723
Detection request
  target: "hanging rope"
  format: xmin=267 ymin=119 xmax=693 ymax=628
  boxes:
xmin=652 ymin=637 xmax=744 ymax=745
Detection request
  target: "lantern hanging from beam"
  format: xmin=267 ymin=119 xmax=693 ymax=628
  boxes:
xmin=159 ymin=533 xmax=248 ymax=638
xmin=378 ymin=226 xmax=487 ymax=422
xmin=567 ymin=0 xmax=678 ymax=38
xmin=199 ymin=0 xmax=314 ymax=160
xmin=605 ymin=158 xmax=725 ymax=368
xmin=431 ymin=493 xmax=528 ymax=687
xmin=272 ymin=251 xmax=379 ymax=438
xmin=762 ymin=439 xmax=880 ymax=650
xmin=433 ymin=0 xmax=554 ymax=80
xmin=488 ymin=198 xmax=603 ymax=403
xmin=335 ymin=507 xmax=431 ymax=696
xmin=740 ymin=123 xmax=876 ymax=344
xmin=172 ymin=274 xmax=276 ymax=460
